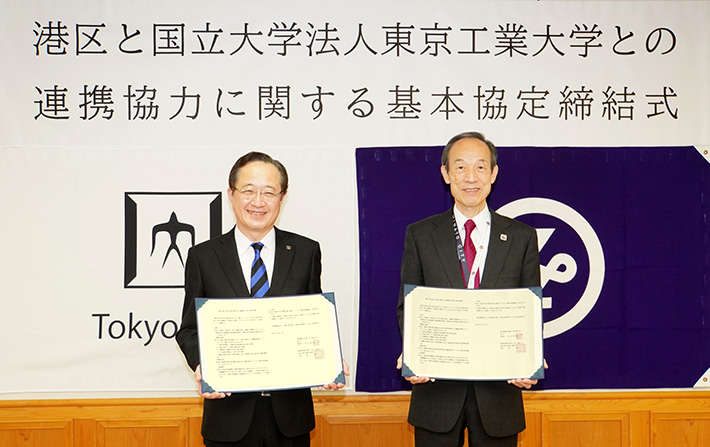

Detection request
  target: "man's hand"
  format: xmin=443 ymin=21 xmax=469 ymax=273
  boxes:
xmin=507 ymin=378 xmax=537 ymax=389
xmin=396 ymin=353 xmax=432 ymax=384
xmin=318 ymin=359 xmax=351 ymax=391
xmin=507 ymin=359 xmax=548 ymax=389
xmin=194 ymin=365 xmax=231 ymax=399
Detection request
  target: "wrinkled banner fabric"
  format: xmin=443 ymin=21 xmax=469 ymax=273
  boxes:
xmin=356 ymin=146 xmax=710 ymax=391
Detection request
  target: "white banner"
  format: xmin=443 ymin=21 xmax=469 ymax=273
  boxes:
xmin=1 ymin=0 xmax=709 ymax=396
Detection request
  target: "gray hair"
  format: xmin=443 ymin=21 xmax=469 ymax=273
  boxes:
xmin=441 ymin=131 xmax=498 ymax=170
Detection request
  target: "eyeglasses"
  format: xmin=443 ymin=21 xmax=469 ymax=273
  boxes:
xmin=233 ymin=188 xmax=283 ymax=202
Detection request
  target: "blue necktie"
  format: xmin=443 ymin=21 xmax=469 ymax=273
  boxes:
xmin=250 ymin=242 xmax=269 ymax=297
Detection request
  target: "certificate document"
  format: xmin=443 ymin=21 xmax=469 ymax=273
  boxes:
xmin=195 ymin=293 xmax=345 ymax=393
xmin=402 ymin=285 xmax=544 ymax=380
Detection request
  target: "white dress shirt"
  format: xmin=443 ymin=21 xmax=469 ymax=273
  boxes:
xmin=453 ymin=205 xmax=492 ymax=288
xmin=234 ymin=226 xmax=276 ymax=290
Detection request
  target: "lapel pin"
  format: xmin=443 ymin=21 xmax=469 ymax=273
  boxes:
xmin=500 ymin=234 xmax=508 ymax=242
xmin=286 ymin=245 xmax=292 ymax=250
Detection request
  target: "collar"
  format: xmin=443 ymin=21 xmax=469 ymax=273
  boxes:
xmin=453 ymin=205 xmax=491 ymax=234
xmin=234 ymin=226 xmax=276 ymax=255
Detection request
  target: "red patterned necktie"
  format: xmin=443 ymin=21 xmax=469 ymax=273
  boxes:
xmin=463 ymin=219 xmax=480 ymax=288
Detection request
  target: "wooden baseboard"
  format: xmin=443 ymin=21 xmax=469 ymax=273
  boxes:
xmin=1 ymin=391 xmax=709 ymax=447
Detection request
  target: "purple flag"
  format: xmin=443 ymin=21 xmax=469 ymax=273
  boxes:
xmin=355 ymin=146 xmax=710 ymax=391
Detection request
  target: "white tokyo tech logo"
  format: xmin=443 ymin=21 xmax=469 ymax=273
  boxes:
xmin=498 ymin=198 xmax=605 ymax=339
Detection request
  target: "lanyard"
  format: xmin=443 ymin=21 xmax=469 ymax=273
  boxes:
xmin=451 ymin=212 xmax=490 ymax=288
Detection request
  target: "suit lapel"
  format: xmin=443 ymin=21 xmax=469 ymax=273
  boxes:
xmin=431 ymin=209 xmax=465 ymax=288
xmin=480 ymin=211 xmax=512 ymax=288
xmin=267 ymin=227 xmax=293 ymax=296
xmin=213 ymin=227 xmax=250 ymax=296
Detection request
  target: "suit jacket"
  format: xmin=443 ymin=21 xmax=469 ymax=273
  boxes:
xmin=397 ymin=208 xmax=541 ymax=437
xmin=176 ymin=226 xmax=322 ymax=443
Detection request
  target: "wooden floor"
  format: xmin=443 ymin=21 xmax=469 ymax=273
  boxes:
xmin=1 ymin=391 xmax=709 ymax=446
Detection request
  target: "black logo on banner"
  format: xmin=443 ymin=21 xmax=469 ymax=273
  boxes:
xmin=151 ymin=211 xmax=195 ymax=267
xmin=124 ymin=192 xmax=222 ymax=288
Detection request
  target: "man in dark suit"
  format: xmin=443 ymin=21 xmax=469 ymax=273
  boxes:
xmin=397 ymin=132 xmax=542 ymax=447
xmin=177 ymin=151 xmax=346 ymax=447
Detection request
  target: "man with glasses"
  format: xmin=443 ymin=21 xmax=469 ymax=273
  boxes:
xmin=397 ymin=132 xmax=542 ymax=447
xmin=177 ymin=151 xmax=347 ymax=447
